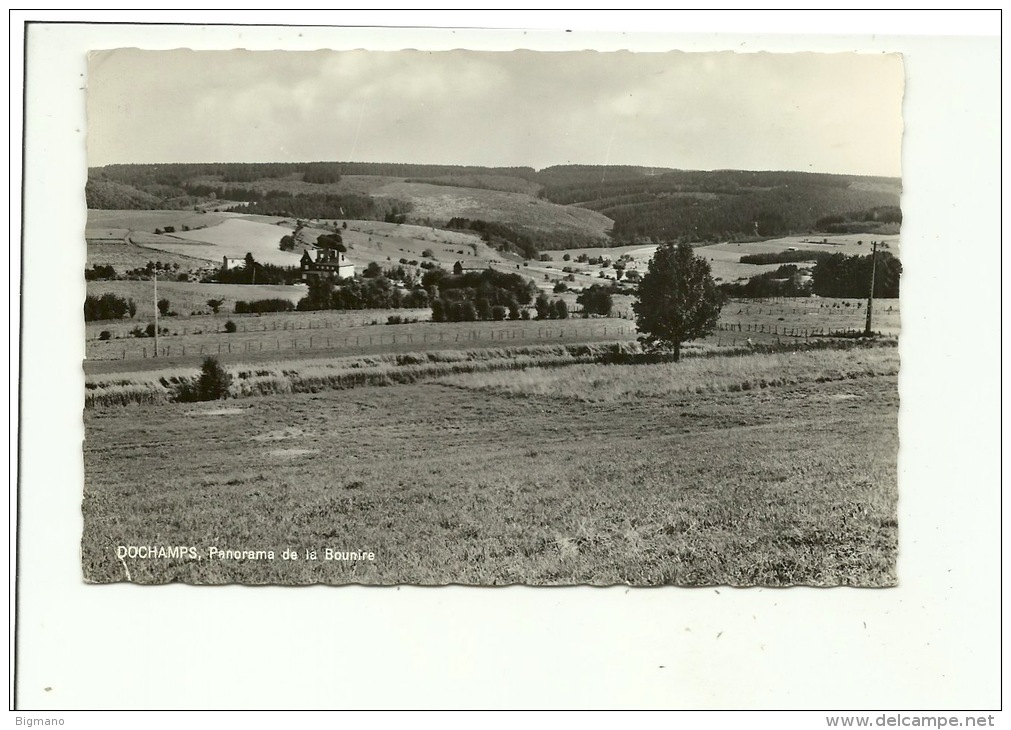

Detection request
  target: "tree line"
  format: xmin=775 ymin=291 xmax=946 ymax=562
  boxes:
xmin=228 ymin=191 xmax=412 ymax=222
xmin=210 ymin=255 xmax=301 ymax=285
xmin=811 ymin=251 xmax=901 ymax=298
xmin=296 ymin=276 xmax=429 ymax=312
xmin=84 ymin=293 xmax=136 ymax=321
xmin=720 ymin=250 xmax=901 ymax=299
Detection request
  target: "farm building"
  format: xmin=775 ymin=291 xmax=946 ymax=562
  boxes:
xmin=453 ymin=260 xmax=490 ymax=275
xmin=222 ymin=256 xmax=245 ymax=270
xmin=301 ymin=248 xmax=355 ymax=281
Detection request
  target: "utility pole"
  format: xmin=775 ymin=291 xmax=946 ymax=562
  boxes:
xmin=864 ymin=240 xmax=878 ymax=336
xmin=153 ymin=272 xmax=159 ymax=357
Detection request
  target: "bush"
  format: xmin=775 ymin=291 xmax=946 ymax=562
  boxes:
xmin=234 ymin=298 xmax=295 ymax=314
xmin=576 ymin=284 xmax=613 ymax=317
xmin=99 ymin=330 xmax=112 ymax=341
xmin=84 ymin=264 xmax=117 ymax=281
xmin=176 ymin=356 xmax=232 ymax=402
xmin=224 ymin=320 xmax=237 ymax=333
xmin=84 ymin=293 xmax=134 ymax=321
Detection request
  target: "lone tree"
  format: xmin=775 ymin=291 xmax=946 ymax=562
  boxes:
xmin=633 ymin=242 xmax=723 ymax=362
xmin=198 ymin=356 xmax=232 ymax=400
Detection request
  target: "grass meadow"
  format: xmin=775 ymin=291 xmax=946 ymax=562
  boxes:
xmin=81 ymin=342 xmax=898 ymax=586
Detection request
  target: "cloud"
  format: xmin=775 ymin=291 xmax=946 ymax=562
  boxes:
xmin=87 ymin=48 xmax=903 ymax=176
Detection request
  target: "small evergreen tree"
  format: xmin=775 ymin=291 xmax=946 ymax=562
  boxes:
xmin=183 ymin=356 xmax=232 ymax=401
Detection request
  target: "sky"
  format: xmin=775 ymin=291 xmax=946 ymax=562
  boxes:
xmin=87 ymin=48 xmax=904 ymax=177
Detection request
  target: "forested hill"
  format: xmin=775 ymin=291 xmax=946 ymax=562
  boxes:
xmin=534 ymin=166 xmax=902 ymax=242
xmin=87 ymin=162 xmax=901 ymax=248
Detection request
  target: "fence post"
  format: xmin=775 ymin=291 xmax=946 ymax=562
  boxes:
xmin=143 ymin=347 xmax=147 ymax=358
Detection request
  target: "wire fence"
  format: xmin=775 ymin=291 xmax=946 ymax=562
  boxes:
xmin=87 ymin=323 xmax=637 ymax=361
xmin=85 ymin=298 xmax=900 ymax=362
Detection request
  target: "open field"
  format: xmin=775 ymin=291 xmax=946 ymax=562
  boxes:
xmin=144 ymin=218 xmax=308 ymax=268
xmin=86 ymin=235 xmax=211 ymax=271
xmin=716 ymin=298 xmax=900 ymax=338
xmin=438 ymin=345 xmax=898 ymax=402
xmin=533 ymin=233 xmax=901 ymax=286
xmin=372 ymin=180 xmax=614 ymax=240
xmin=85 ymin=209 xmax=236 ymax=236
xmin=87 ymin=209 xmax=510 ymax=276
xmin=335 ymin=219 xmax=507 ymax=271
xmin=84 ymin=315 xmax=638 ymax=374
xmin=81 ymin=343 xmax=898 ymax=586
xmin=701 ymin=234 xmax=901 ymax=284
xmin=86 ymin=280 xmax=308 ymax=319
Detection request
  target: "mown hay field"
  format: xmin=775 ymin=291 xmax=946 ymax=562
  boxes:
xmin=86 ymin=236 xmax=210 ymax=271
xmin=85 ymin=209 xmax=237 ymax=236
xmin=371 ymin=180 xmax=614 ymax=240
xmin=144 ymin=218 xmax=308 ymax=268
xmin=81 ymin=343 xmax=899 ymax=586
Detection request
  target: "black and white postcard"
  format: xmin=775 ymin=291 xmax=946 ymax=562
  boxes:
xmin=80 ymin=46 xmax=906 ymax=586
xmin=14 ymin=13 xmax=1001 ymax=712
